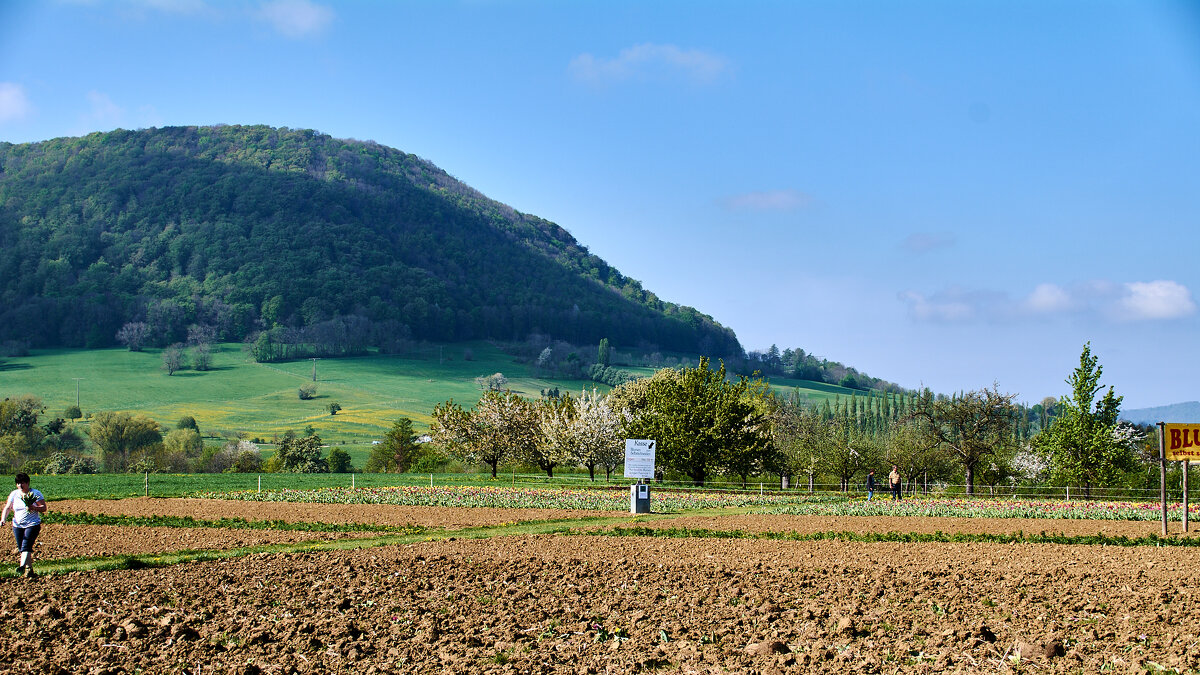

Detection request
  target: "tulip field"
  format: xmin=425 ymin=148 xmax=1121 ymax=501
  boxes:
xmin=2 ymin=485 xmax=1199 ymax=673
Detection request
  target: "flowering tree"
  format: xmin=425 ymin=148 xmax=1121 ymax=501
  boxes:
xmin=432 ymin=391 xmax=537 ymax=478
xmin=541 ymin=389 xmax=624 ymax=481
xmin=474 ymin=373 xmax=509 ymax=392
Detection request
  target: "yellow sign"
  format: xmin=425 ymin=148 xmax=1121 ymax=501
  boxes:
xmin=1164 ymin=424 xmax=1200 ymax=461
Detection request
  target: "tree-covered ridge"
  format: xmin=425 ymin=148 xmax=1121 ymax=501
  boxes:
xmin=0 ymin=125 xmax=740 ymax=355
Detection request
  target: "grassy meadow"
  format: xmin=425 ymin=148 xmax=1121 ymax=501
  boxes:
xmin=0 ymin=342 xmax=586 ymax=444
xmin=1 ymin=342 xmax=862 ymax=469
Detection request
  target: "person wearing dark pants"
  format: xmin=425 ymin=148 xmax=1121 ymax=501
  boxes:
xmin=889 ymin=465 xmax=902 ymax=500
xmin=1 ymin=473 xmax=46 ymax=577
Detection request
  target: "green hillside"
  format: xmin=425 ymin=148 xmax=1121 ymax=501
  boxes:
xmin=0 ymin=346 xmax=861 ymax=442
xmin=0 ymin=125 xmax=740 ymax=357
xmin=0 ymin=342 xmax=578 ymax=441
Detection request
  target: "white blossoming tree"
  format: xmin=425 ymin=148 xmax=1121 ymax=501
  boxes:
xmin=432 ymin=390 xmax=537 ymax=478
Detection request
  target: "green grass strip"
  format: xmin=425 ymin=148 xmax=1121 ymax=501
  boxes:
xmin=587 ymin=525 xmax=1200 ymax=548
xmin=43 ymin=511 xmax=430 ymax=534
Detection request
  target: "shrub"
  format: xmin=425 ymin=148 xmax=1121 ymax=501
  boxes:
xmin=43 ymin=453 xmax=77 ymax=475
xmin=68 ymin=456 xmax=97 ymax=474
xmin=45 ymin=453 xmax=98 ymax=475
xmin=588 ymin=364 xmax=638 ymax=387
xmin=298 ymin=383 xmax=317 ymax=400
xmin=410 ymin=445 xmax=450 ymax=473
xmin=19 ymin=459 xmax=47 ymax=475
xmin=327 ymin=447 xmax=352 ymax=473
xmin=64 ymin=405 xmax=82 ymax=420
xmin=231 ymin=448 xmax=263 ymax=473
xmin=129 ymin=456 xmax=162 ymax=474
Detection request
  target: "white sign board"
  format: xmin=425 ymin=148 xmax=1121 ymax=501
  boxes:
xmin=624 ymin=439 xmax=657 ymax=479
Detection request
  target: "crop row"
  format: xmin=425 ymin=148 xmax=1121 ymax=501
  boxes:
xmin=596 ymin=525 xmax=1200 ymax=547
xmin=195 ymin=485 xmax=1200 ymax=521
xmin=759 ymin=497 xmax=1200 ymax=521
xmin=198 ymin=485 xmax=813 ymax=511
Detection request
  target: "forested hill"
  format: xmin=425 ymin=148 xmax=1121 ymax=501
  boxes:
xmin=0 ymin=125 xmax=741 ymax=356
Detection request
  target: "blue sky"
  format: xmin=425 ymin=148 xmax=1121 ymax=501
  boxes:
xmin=1 ymin=0 xmax=1198 ymax=409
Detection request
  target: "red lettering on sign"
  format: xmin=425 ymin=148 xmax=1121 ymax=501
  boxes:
xmin=1186 ymin=432 xmax=1195 ymax=449
xmin=1172 ymin=429 xmax=1182 ymax=450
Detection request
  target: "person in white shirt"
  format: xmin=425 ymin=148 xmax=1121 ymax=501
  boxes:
xmin=0 ymin=473 xmax=47 ymax=578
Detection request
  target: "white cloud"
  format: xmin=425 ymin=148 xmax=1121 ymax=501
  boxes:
xmin=904 ymin=279 xmax=1197 ymax=324
xmin=899 ymin=288 xmax=984 ymax=323
xmin=569 ymin=43 xmax=730 ymax=85
xmin=1112 ymin=280 xmax=1197 ymax=321
xmin=0 ymin=83 xmax=32 ymax=123
xmin=724 ymin=189 xmax=811 ymax=212
xmin=258 ymin=0 xmax=334 ymax=38
xmin=900 ymin=232 xmax=955 ymax=254
xmin=1024 ymin=283 xmax=1073 ymax=314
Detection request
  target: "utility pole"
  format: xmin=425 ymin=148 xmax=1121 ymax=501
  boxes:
xmin=311 ymin=358 xmax=320 ymax=382
xmin=72 ymin=378 xmax=84 ymax=407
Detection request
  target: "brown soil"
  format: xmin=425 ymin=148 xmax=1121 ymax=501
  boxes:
xmin=1 ymin=499 xmax=1196 ymax=674
xmin=52 ymin=497 xmax=611 ymax=529
xmin=630 ymin=513 xmax=1197 ymax=539
xmin=30 ymin=524 xmax=378 ymax=560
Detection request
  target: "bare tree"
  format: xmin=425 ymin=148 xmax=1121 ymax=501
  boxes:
xmin=908 ymin=385 xmax=1019 ymax=495
xmin=161 ymin=344 xmax=185 ymax=375
xmin=116 ymin=322 xmax=151 ymax=351
xmin=191 ymin=342 xmax=213 ymax=371
xmin=186 ymin=323 xmax=217 ymax=347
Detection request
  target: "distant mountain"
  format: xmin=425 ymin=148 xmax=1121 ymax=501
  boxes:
xmin=1121 ymin=402 xmax=1200 ymax=426
xmin=0 ymin=125 xmax=741 ymax=356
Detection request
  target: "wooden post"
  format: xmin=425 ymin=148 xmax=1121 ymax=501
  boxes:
xmin=1160 ymin=422 xmax=1168 ymax=537
xmin=258 ymin=474 xmax=261 ymax=494
xmin=144 ymin=471 xmax=149 ymax=497
xmin=1184 ymin=460 xmax=1190 ymax=534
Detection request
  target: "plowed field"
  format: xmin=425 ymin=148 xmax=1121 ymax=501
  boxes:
xmin=1 ymin=498 xmax=1196 ymax=674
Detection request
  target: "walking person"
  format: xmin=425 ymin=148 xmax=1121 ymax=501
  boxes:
xmin=866 ymin=470 xmax=876 ymax=501
xmin=889 ymin=465 xmax=902 ymax=501
xmin=1 ymin=473 xmax=46 ymax=577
